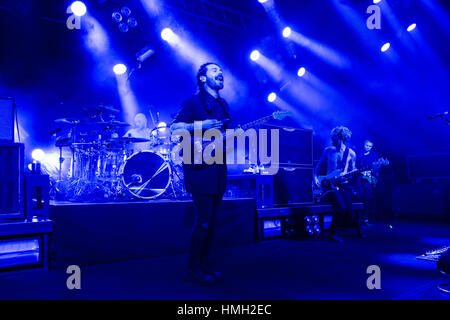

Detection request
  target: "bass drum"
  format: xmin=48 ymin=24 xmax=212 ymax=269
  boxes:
xmin=120 ymin=151 xmax=172 ymax=200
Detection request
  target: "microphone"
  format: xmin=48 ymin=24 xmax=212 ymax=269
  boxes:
xmin=428 ymin=111 xmax=448 ymax=120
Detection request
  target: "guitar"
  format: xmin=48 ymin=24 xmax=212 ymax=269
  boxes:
xmin=312 ymin=158 xmax=389 ymax=201
xmin=194 ymin=110 xmax=292 ymax=159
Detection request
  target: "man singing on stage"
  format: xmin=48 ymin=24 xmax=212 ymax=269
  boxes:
xmin=171 ymin=63 xmax=231 ymax=284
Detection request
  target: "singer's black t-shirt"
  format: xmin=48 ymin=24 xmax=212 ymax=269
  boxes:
xmin=172 ymin=90 xmax=231 ymax=195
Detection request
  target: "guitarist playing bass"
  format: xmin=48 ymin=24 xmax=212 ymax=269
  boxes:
xmin=314 ymin=126 xmax=363 ymax=242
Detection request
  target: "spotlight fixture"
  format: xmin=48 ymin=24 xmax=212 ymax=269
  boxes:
xmin=282 ymin=27 xmax=292 ymax=38
xmin=118 ymin=22 xmax=129 ymax=33
xmin=31 ymin=149 xmax=45 ymax=162
xmin=407 ymin=23 xmax=416 ymax=32
xmin=258 ymin=0 xmax=269 ymax=3
xmin=113 ymin=64 xmax=127 ymax=75
xmin=304 ymin=216 xmax=312 ymax=224
xmin=71 ymin=1 xmax=87 ymax=17
xmin=250 ymin=50 xmax=260 ymax=61
xmin=381 ymin=42 xmax=390 ymax=52
xmin=127 ymin=17 xmax=137 ymax=29
xmin=161 ymin=28 xmax=179 ymax=44
xmin=267 ymin=92 xmax=277 ymax=103
xmin=373 ymin=0 xmax=381 ymax=4
xmin=121 ymin=7 xmax=131 ymax=17
xmin=297 ymin=67 xmax=306 ymax=77
xmin=112 ymin=6 xmax=137 ymax=32
xmin=313 ymin=224 xmax=321 ymax=234
xmin=112 ymin=11 xmax=122 ymax=23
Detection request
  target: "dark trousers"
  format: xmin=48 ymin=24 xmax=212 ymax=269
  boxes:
xmin=360 ymin=183 xmax=376 ymax=223
xmin=328 ymin=188 xmax=360 ymax=235
xmin=188 ymin=193 xmax=223 ymax=270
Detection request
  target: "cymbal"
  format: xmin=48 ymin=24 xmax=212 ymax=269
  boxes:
xmin=108 ymin=137 xmax=151 ymax=144
xmin=90 ymin=120 xmax=131 ymax=127
xmin=54 ymin=118 xmax=81 ymax=125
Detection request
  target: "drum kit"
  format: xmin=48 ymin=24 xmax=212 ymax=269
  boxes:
xmin=50 ymin=105 xmax=187 ymax=202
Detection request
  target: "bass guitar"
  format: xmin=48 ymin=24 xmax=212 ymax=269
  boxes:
xmin=312 ymin=158 xmax=389 ymax=201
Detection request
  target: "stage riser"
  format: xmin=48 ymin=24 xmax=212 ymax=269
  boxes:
xmin=49 ymin=199 xmax=256 ymax=269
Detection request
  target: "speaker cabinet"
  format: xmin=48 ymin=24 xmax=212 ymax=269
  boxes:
xmin=0 ymin=97 xmax=14 ymax=142
xmin=407 ymin=153 xmax=450 ymax=180
xmin=273 ymin=166 xmax=314 ymax=205
xmin=0 ymin=143 xmax=24 ymax=219
xmin=260 ymin=125 xmax=313 ymax=166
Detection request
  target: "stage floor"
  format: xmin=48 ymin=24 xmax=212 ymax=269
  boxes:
xmin=1 ymin=220 xmax=449 ymax=299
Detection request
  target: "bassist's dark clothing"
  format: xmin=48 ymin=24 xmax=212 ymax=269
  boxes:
xmin=315 ymin=146 xmax=360 ymax=236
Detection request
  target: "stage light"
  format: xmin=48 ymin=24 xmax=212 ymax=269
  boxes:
xmin=250 ymin=50 xmax=260 ymax=61
xmin=113 ymin=63 xmax=127 ymax=75
xmin=112 ymin=12 xmax=122 ymax=23
xmin=258 ymin=0 xmax=269 ymax=3
xmin=31 ymin=149 xmax=45 ymax=162
xmin=161 ymin=28 xmax=179 ymax=44
xmin=121 ymin=7 xmax=131 ymax=17
xmin=282 ymin=27 xmax=292 ymax=38
xmin=71 ymin=1 xmax=87 ymax=17
xmin=373 ymin=0 xmax=381 ymax=4
xmin=118 ymin=22 xmax=129 ymax=33
xmin=381 ymin=42 xmax=390 ymax=52
xmin=407 ymin=23 xmax=417 ymax=32
xmin=267 ymin=92 xmax=277 ymax=103
xmin=313 ymin=224 xmax=321 ymax=234
xmin=306 ymin=225 xmax=314 ymax=236
xmin=312 ymin=215 xmax=319 ymax=224
xmin=304 ymin=216 xmax=312 ymax=225
xmin=127 ymin=17 xmax=137 ymax=29
xmin=297 ymin=67 xmax=306 ymax=77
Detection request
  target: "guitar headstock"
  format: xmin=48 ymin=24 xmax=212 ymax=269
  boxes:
xmin=372 ymin=158 xmax=390 ymax=168
xmin=272 ymin=110 xmax=292 ymax=121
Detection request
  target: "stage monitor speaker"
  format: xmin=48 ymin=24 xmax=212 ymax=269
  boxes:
xmin=260 ymin=125 xmax=313 ymax=166
xmin=0 ymin=143 xmax=24 ymax=219
xmin=273 ymin=166 xmax=314 ymax=205
xmin=0 ymin=97 xmax=14 ymax=142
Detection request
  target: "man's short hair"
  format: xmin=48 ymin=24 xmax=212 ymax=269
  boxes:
xmin=197 ymin=62 xmax=220 ymax=88
xmin=330 ymin=126 xmax=352 ymax=143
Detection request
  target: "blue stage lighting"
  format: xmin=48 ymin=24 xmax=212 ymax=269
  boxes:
xmin=113 ymin=64 xmax=127 ymax=75
xmin=304 ymin=216 xmax=312 ymax=225
xmin=250 ymin=50 xmax=260 ymax=61
xmin=297 ymin=67 xmax=306 ymax=77
xmin=312 ymin=215 xmax=319 ymax=224
xmin=373 ymin=0 xmax=381 ymax=4
xmin=407 ymin=23 xmax=417 ymax=32
xmin=31 ymin=149 xmax=45 ymax=162
xmin=258 ymin=0 xmax=269 ymax=3
xmin=71 ymin=1 xmax=87 ymax=17
xmin=267 ymin=92 xmax=277 ymax=103
xmin=282 ymin=27 xmax=292 ymax=38
xmin=313 ymin=224 xmax=321 ymax=234
xmin=381 ymin=42 xmax=390 ymax=52
xmin=161 ymin=28 xmax=179 ymax=44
